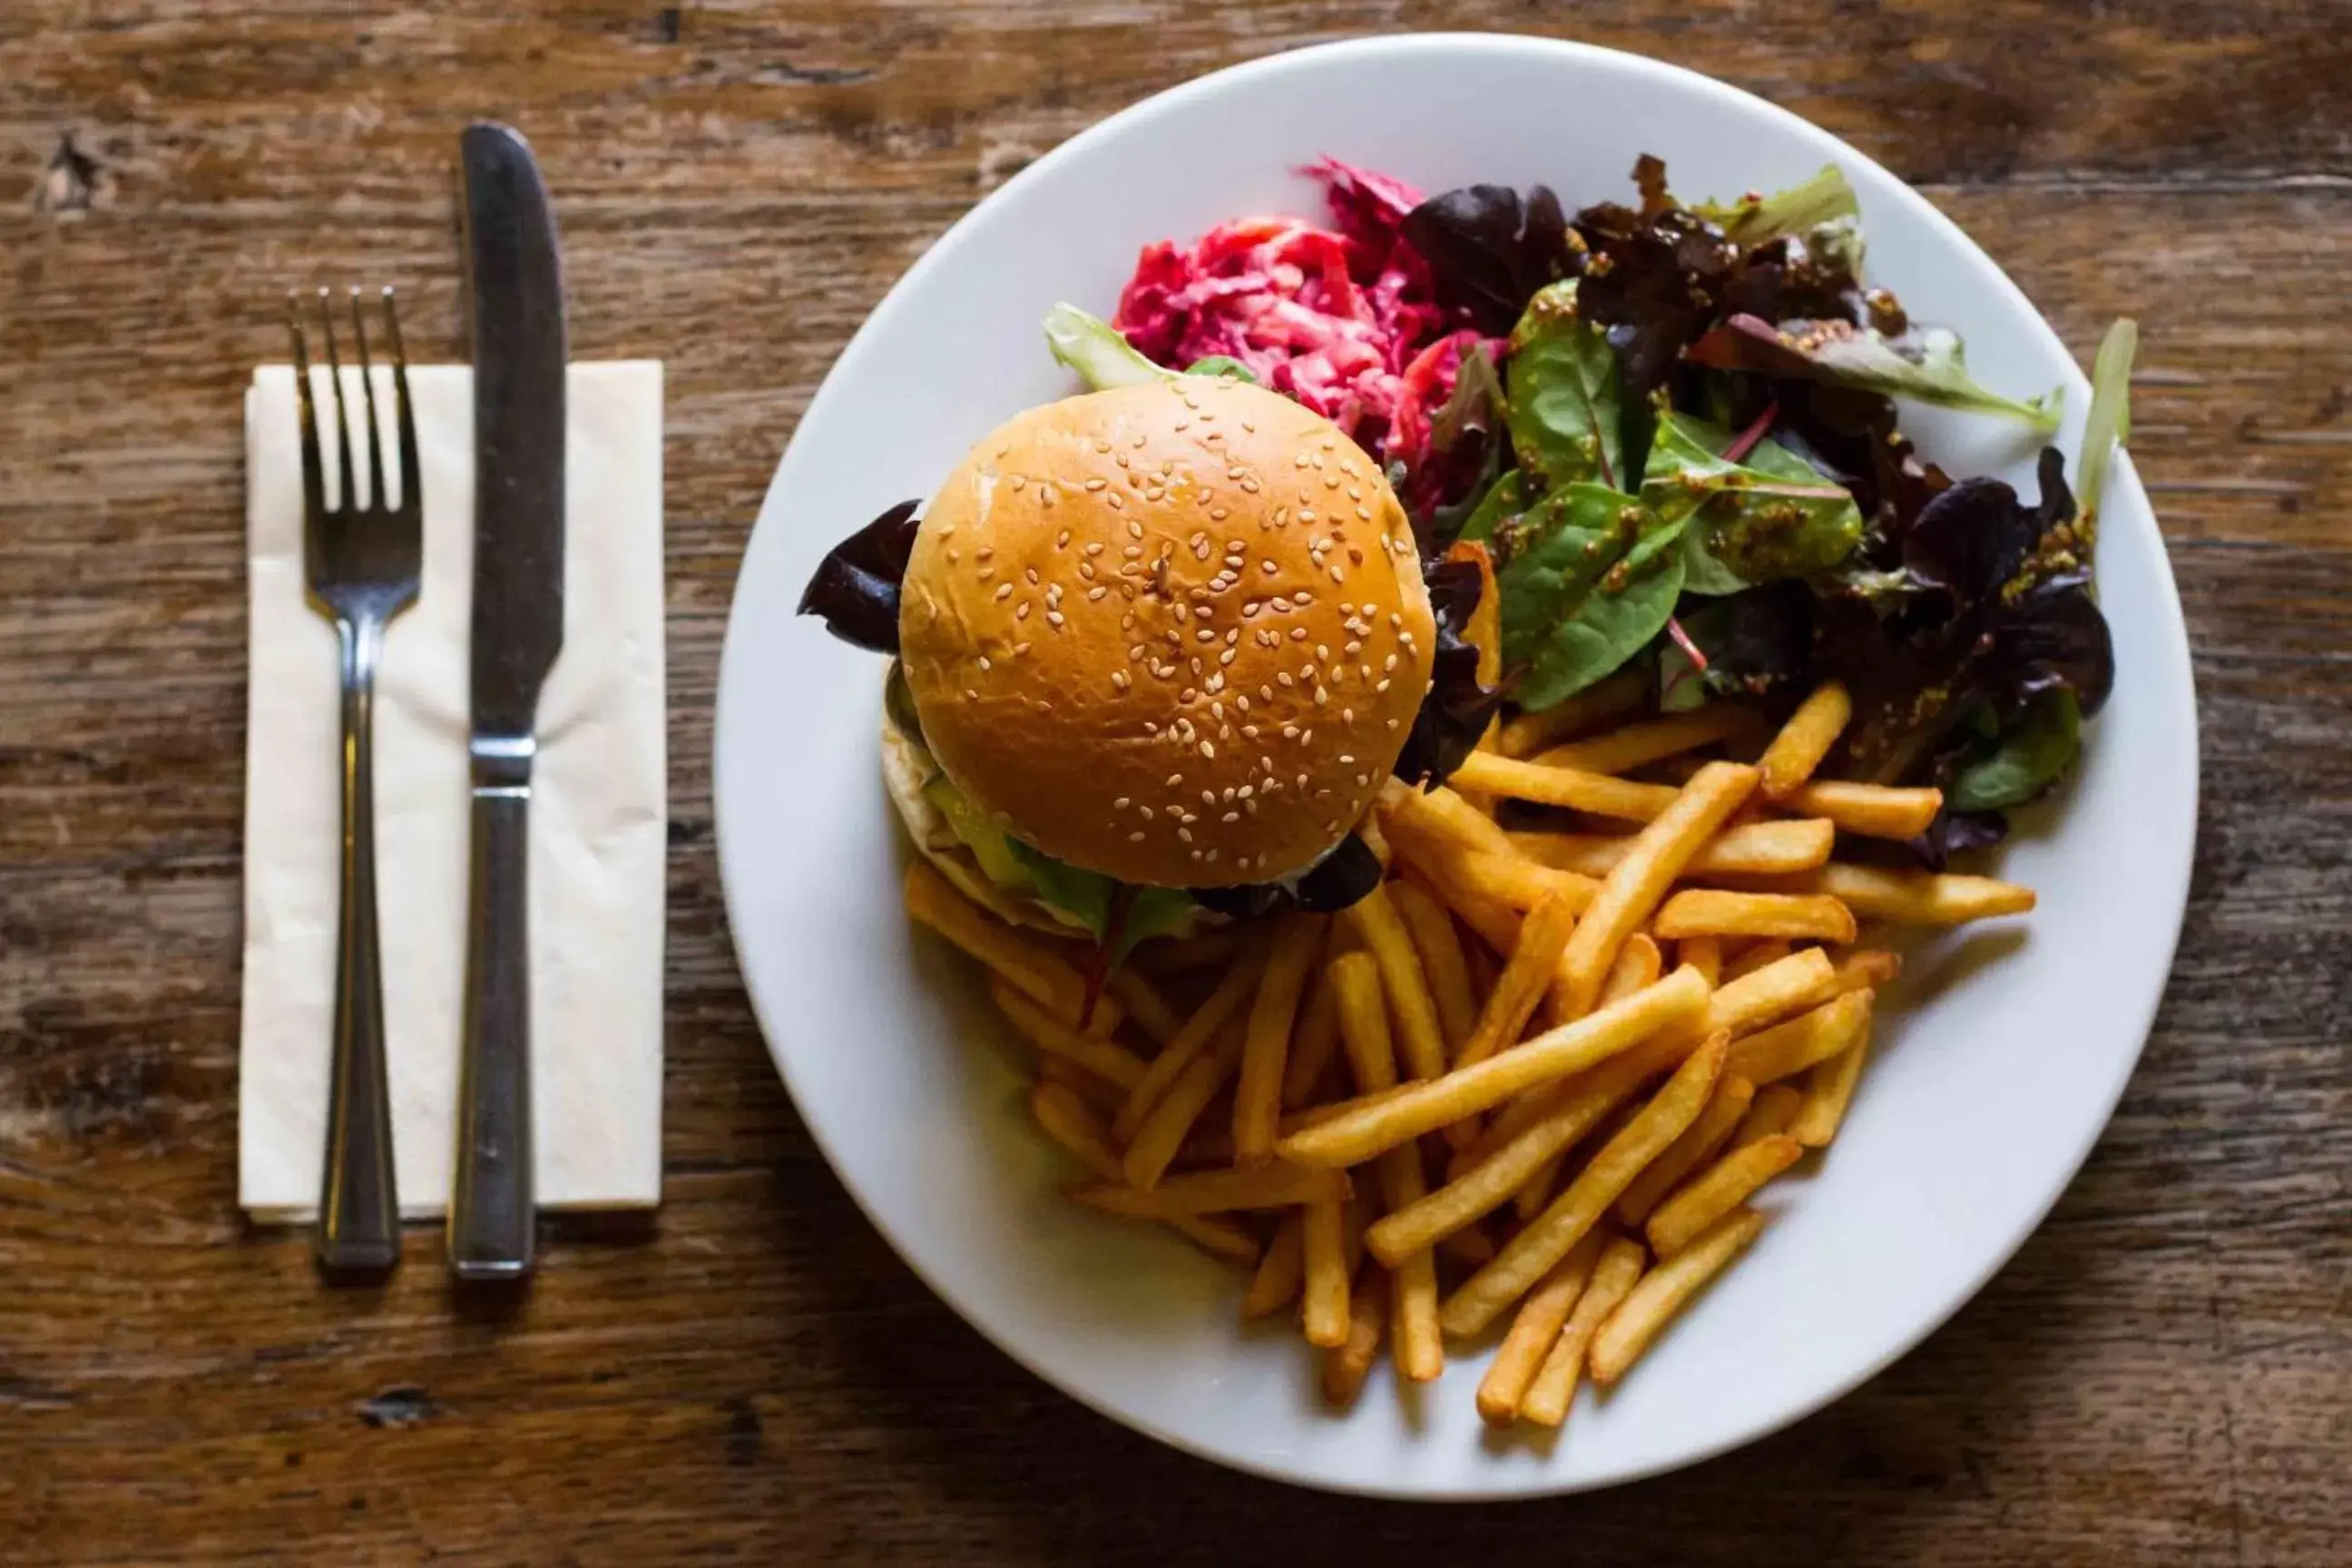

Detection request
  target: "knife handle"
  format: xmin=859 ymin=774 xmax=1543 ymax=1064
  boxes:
xmin=449 ymin=740 xmax=537 ymax=1281
xmin=317 ymin=614 xmax=402 ymax=1277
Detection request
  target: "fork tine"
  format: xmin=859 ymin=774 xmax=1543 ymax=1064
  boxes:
xmin=287 ymin=292 xmax=327 ymax=524
xmin=318 ymin=288 xmax=358 ymax=510
xmin=381 ymin=287 xmax=422 ymax=516
xmin=347 ymin=288 xmax=386 ymax=514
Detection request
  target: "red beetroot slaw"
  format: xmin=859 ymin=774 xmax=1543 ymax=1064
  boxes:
xmin=1112 ymin=158 xmax=1492 ymax=472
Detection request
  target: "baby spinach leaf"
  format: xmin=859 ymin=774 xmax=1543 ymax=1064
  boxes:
xmin=1640 ymin=411 xmax=1865 ymax=594
xmin=1495 ymin=484 xmax=1687 ymax=709
xmin=1948 ymin=689 xmax=2082 ymax=812
xmin=1506 ymin=282 xmax=1625 ymax=490
xmin=1452 ymin=469 xmax=1527 ymax=546
xmin=1688 ymin=313 xmax=2063 ymax=431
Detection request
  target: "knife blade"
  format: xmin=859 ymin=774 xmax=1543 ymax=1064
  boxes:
xmin=449 ymin=121 xmax=566 ymax=1281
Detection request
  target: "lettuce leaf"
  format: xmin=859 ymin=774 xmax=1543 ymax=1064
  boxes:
xmin=2075 ymin=318 xmax=2137 ymax=528
xmin=1692 ymin=165 xmax=1861 ymax=249
xmin=1947 ymin=688 xmax=2082 ymax=812
xmin=1044 ymin=302 xmax=1178 ymax=390
xmin=1688 ymin=313 xmax=2063 ymax=431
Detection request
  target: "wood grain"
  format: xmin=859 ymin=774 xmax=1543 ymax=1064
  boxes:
xmin=2 ymin=3 xmax=2347 ymax=1563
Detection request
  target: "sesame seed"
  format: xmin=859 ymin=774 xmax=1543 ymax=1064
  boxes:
xmin=1089 ymin=585 xmax=1108 ymax=601
xmin=1201 ymin=789 xmax=1217 ymax=806
xmin=1290 ymin=628 xmax=1308 ymax=642
xmin=1017 ymin=603 xmax=1032 ymax=620
xmin=1204 ymin=848 xmax=1220 ymax=864
xmin=1108 ymin=494 xmax=1125 ymax=511
xmin=1278 ymin=672 xmax=1294 ymax=688
xmin=965 ymin=687 xmax=980 ymax=701
xmin=1047 ymin=611 xmax=1066 ymax=627
xmin=1179 ymin=828 xmax=1193 ymax=843
xmin=1317 ymin=644 xmax=1330 ymax=661
xmin=1315 ymin=687 xmax=1329 ymax=706
xmin=994 ymin=583 xmax=1013 ymax=602
xmin=1200 ymin=741 xmax=1216 ymax=760
xmin=1342 ymin=708 xmax=1355 ymax=723
xmin=1387 ymin=719 xmax=1400 ymax=730
xmin=1330 ymin=568 xmax=1346 ymax=583
xmin=1112 ymin=671 xmax=1130 ymax=691
xmin=1127 ymin=520 xmax=1143 ymax=539
xmin=1167 ymin=773 xmax=1184 ymax=788
xmin=1261 ymin=560 xmax=1279 ymax=575
xmin=946 ymin=548 xmax=960 ymax=564
xmin=977 ymin=546 xmax=995 ymax=562
xmin=1015 ymin=642 xmax=1032 ymax=656
xmin=1181 ymin=688 xmax=1199 ymax=703
xmin=1130 ymin=831 xmax=1146 ymax=842
xmin=1221 ymin=811 xmax=1240 ymax=824
xmin=977 ymin=656 xmax=992 ymax=671
xmin=1376 ymin=678 xmax=1391 ymax=692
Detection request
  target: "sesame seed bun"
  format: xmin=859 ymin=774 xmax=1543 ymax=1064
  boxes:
xmin=897 ymin=377 xmax=1437 ymax=887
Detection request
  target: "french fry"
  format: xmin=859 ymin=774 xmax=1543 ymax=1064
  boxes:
xmin=1590 ymin=1209 xmax=1767 ymax=1385
xmin=1385 ymin=826 xmax=1527 ymax=954
xmin=1778 ymin=781 xmax=1942 ymax=841
xmin=1116 ymin=947 xmax=1265 ymax=1143
xmin=1724 ymin=989 xmax=1873 ymax=1086
xmin=1073 ymin=1161 xmax=1348 ymax=1219
xmin=1241 ymin=1212 xmax=1305 ymax=1320
xmin=1614 ymin=1074 xmax=1757 ymax=1227
xmin=1600 ymin=934 xmax=1662 ymax=1005
xmin=1450 ymin=852 xmax=1601 ymax=915
xmin=1476 ymin=1230 xmax=1606 ymax=1426
xmin=1448 ymin=750 xmax=1683 ymax=823
xmin=1654 ymin=889 xmax=1858 ymax=945
xmin=1530 ymin=706 xmax=1765 ymax=778
xmin=1514 ymin=1150 xmax=1565 ymax=1223
xmin=1549 ymin=763 xmax=1759 ymax=1023
xmin=1358 ymin=811 xmax=1393 ymax=870
xmin=1440 ymin=1033 xmax=1728 ymax=1338
xmin=1280 ymin=966 xmax=1710 ymax=1170
xmin=1798 ymin=863 xmax=2036 ymax=925
xmin=1788 ymin=1008 xmax=1873 ymax=1147
xmin=1122 ymin=1023 xmax=1243 ymax=1189
xmin=1646 ymin=1134 xmax=1804 ymax=1258
xmin=1344 ymin=884 xmax=1449 ymax=1083
xmin=1234 ymin=912 xmax=1328 ymax=1161
xmin=1497 ymin=669 xmax=1649 ymax=758
xmin=1328 ymin=952 xmax=1444 ymax=1381
xmin=1301 ymin=1193 xmax=1352 ymax=1348
xmin=1508 ymin=818 xmax=1835 ymax=880
xmin=1129 ymin=929 xmax=1240 ymax=978
xmin=1034 ymin=1054 xmax=1126 ymax=1112
xmin=1456 ymin=889 xmax=1581 ymax=1072
xmin=1106 ymin=967 xmax=1188 ymax=1048
xmin=1677 ymin=934 xmax=1723 ymax=987
xmin=1721 ymin=937 xmax=1794 ymax=984
xmin=991 ymin=981 xmax=1152 ymax=1093
xmin=1460 ymin=947 xmax=1828 ymax=1171
xmin=1439 ymin=1225 xmax=1496 ymax=1268
xmin=1521 ymin=1235 xmax=1646 ymax=1427
xmin=1758 ymin=681 xmax=1852 ymax=800
xmin=1447 ymin=539 xmax=1504 ymax=690
xmin=1279 ymin=948 xmax=1348 ymax=1111
xmin=1320 ymin=1267 xmax=1388 ymax=1408
xmin=1379 ymin=779 xmax=1517 ymax=858
xmin=906 ymin=859 xmax=1123 ymax=1033
xmin=1735 ymin=1083 xmax=1804 ymax=1145
xmin=1391 ymin=878 xmax=1479 ymax=1055
xmin=1829 ymin=948 xmax=1901 ymax=996
xmin=1029 ymin=1083 xmax=1259 ymax=1264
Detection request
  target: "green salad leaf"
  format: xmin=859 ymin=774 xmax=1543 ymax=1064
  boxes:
xmin=1044 ymin=302 xmax=1176 ymax=390
xmin=2075 ymin=317 xmax=2138 ymax=528
xmin=1692 ymin=164 xmax=1862 ymax=249
xmin=1183 ymin=354 xmax=1259 ymax=383
xmin=1006 ymin=840 xmax=1198 ymax=965
xmin=1948 ymin=689 xmax=2082 ymax=812
xmin=1688 ymin=314 xmax=2063 ymax=431
xmin=1506 ymin=282 xmax=1626 ymax=490
xmin=1640 ymin=411 xmax=1865 ymax=594
xmin=1495 ymin=483 xmax=1688 ymax=710
xmin=1453 ymin=468 xmax=1528 ymax=545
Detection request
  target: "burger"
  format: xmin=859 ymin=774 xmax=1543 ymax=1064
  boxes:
xmin=800 ymin=373 xmax=1494 ymax=966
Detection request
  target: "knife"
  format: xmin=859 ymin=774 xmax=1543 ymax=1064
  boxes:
xmin=449 ymin=122 xmax=566 ymax=1281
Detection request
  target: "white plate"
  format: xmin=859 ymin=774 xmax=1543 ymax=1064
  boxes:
xmin=714 ymin=34 xmax=2197 ymax=1497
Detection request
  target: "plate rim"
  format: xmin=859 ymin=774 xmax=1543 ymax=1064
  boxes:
xmin=714 ymin=31 xmax=2200 ymax=1498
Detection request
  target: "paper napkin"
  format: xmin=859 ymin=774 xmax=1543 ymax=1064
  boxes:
xmin=239 ymin=361 xmax=666 ymax=1220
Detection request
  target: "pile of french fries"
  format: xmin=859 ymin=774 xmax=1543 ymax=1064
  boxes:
xmin=902 ymin=664 xmax=2036 ymax=1436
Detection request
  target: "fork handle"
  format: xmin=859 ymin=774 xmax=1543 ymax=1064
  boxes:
xmin=317 ymin=614 xmax=402 ymax=1276
xmin=448 ymin=740 xmax=536 ymax=1280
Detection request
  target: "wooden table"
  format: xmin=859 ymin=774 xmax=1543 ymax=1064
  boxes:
xmin=4 ymin=5 xmax=2346 ymax=1562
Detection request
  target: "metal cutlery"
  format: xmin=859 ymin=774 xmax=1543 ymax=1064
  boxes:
xmin=447 ymin=122 xmax=569 ymax=1281
xmin=289 ymin=286 xmax=422 ymax=1277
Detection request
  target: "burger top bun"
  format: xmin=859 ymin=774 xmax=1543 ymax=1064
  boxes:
xmin=897 ymin=377 xmax=1437 ymax=887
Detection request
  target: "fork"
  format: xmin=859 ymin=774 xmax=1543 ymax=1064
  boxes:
xmin=289 ymin=287 xmax=422 ymax=1276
